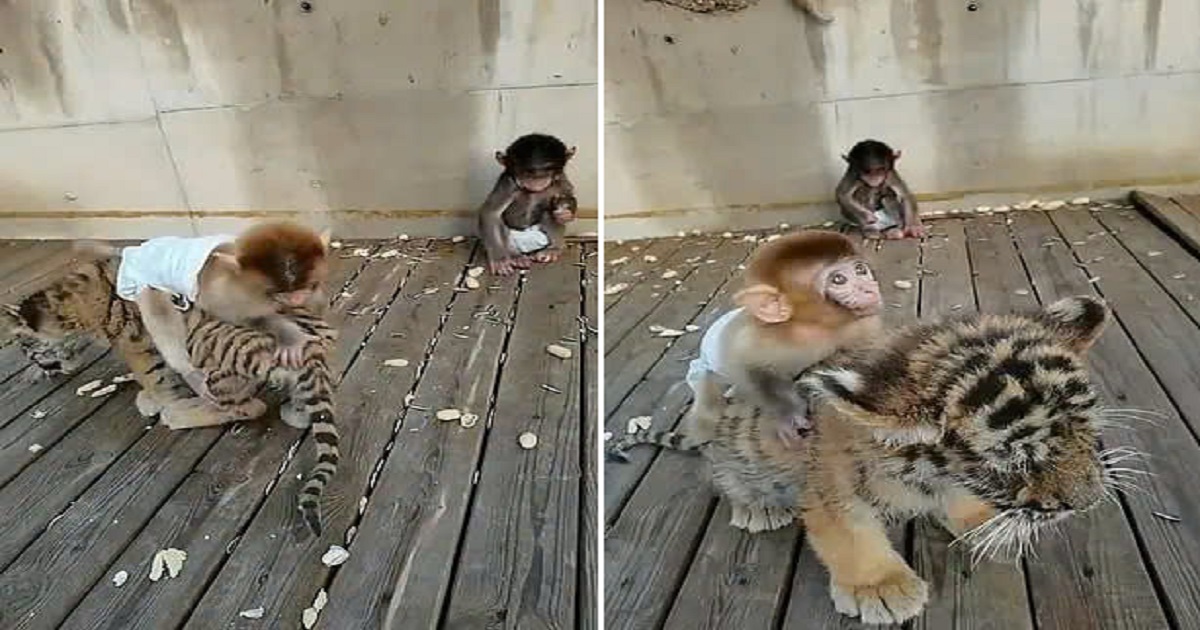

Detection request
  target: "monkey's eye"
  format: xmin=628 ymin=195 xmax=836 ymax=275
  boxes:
xmin=830 ymin=273 xmax=847 ymax=285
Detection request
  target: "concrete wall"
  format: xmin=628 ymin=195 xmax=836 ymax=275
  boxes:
xmin=604 ymin=0 xmax=1200 ymax=239
xmin=0 ymin=1 xmax=597 ymax=239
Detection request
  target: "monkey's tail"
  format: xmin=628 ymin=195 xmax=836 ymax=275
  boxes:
xmin=605 ymin=430 xmax=709 ymax=463
xmin=793 ymin=0 xmax=834 ymax=23
xmin=298 ymin=409 xmax=340 ymax=537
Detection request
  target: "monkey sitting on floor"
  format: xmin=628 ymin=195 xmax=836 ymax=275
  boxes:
xmin=81 ymin=221 xmax=332 ymax=401
xmin=835 ymin=139 xmax=926 ymax=240
xmin=680 ymin=231 xmax=884 ymax=449
xmin=477 ymin=133 xmax=579 ymax=275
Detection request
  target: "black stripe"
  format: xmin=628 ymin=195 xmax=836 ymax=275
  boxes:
xmin=317 ymin=453 xmax=339 ymax=466
xmin=986 ymin=396 xmax=1033 ymax=430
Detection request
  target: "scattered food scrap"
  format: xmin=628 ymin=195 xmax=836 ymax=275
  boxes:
xmin=352 ymin=248 xmax=371 ymax=257
xmin=436 ymin=408 xmax=462 ymax=421
xmin=1042 ymin=200 xmax=1066 ymax=210
xmin=321 ymin=545 xmax=350 ymax=567
xmin=451 ymin=235 xmax=466 ymax=243
xmin=112 ymin=373 xmax=135 ymax=384
xmin=464 ymin=276 xmax=481 ymax=290
xmin=239 ymin=608 xmax=265 ymax=619
xmin=546 ymin=344 xmax=574 ymax=359
xmin=148 ymin=548 xmax=187 ymax=582
xmin=76 ymin=380 xmax=103 ymax=396
xmin=460 ymin=413 xmax=479 ymax=428
xmin=1071 ymin=197 xmax=1091 ymax=205
xmin=378 ymin=249 xmax=400 ymax=259
xmin=893 ymin=280 xmax=914 ymax=290
xmin=656 ymin=328 xmax=686 ymax=338
xmin=518 ymin=432 xmax=539 ymax=449
xmin=603 ymin=431 xmax=613 ymax=441
xmin=1014 ymin=289 xmax=1030 ymax=296
xmin=643 ymin=255 xmax=658 ymax=263
xmin=604 ymin=283 xmax=629 ymax=296
xmin=626 ymin=416 xmax=653 ymax=434
xmin=661 ymin=270 xmax=678 ymax=279
xmin=1147 ymin=251 xmax=1163 ymax=257
xmin=91 ymin=383 xmax=119 ymax=398
xmin=31 ymin=410 xmax=47 ymax=419
xmin=383 ymin=358 xmax=410 ymax=368
xmin=685 ymin=324 xmax=700 ymax=332
xmin=112 ymin=570 xmax=129 ymax=587
xmin=1152 ymin=511 xmax=1181 ymax=523
xmin=27 ymin=444 xmax=42 ymax=453
xmin=610 ymin=256 xmax=630 ymax=266
xmin=468 ymin=266 xmax=485 ymax=278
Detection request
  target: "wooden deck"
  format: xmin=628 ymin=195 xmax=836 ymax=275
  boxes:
xmin=604 ymin=198 xmax=1200 ymax=630
xmin=0 ymin=238 xmax=597 ymax=629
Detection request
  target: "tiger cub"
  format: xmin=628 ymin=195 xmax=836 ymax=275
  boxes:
xmin=610 ymin=296 xmax=1120 ymax=624
xmin=1 ymin=258 xmax=339 ymax=537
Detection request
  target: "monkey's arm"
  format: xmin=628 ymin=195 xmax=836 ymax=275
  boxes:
xmin=477 ymin=176 xmax=522 ymax=274
xmin=136 ymin=289 xmax=214 ymax=401
xmin=835 ymin=177 xmax=877 ymax=225
xmin=199 ymin=284 xmax=312 ymax=367
xmin=742 ymin=366 xmax=811 ymax=448
xmin=887 ymin=173 xmax=924 ymax=234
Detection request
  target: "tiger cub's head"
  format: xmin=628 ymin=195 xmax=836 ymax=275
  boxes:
xmin=2 ymin=301 xmax=90 ymax=377
xmin=810 ymin=296 xmax=1126 ymax=542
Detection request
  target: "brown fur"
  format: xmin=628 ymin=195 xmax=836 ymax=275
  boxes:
xmin=611 ymin=296 xmax=1122 ymax=624
xmin=231 ymin=220 xmax=330 ymax=295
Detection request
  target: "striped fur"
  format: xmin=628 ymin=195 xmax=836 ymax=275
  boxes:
xmin=1 ymin=258 xmax=339 ymax=536
xmin=605 ymin=429 xmax=709 ymax=461
xmin=620 ymin=295 xmax=1120 ymax=623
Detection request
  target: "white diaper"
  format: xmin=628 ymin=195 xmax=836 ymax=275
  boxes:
xmin=508 ymin=226 xmax=551 ymax=254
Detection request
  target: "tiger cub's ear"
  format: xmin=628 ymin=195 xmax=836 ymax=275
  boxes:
xmin=801 ymin=368 xmax=943 ymax=446
xmin=1039 ymin=296 xmax=1110 ymax=355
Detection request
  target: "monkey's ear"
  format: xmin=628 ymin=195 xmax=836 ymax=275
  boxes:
xmin=494 ymin=151 xmax=506 ymax=167
xmin=565 ymin=146 xmax=577 ymax=162
xmin=734 ymin=284 xmax=792 ymax=324
xmin=840 ymin=154 xmax=850 ymax=163
xmin=318 ymin=227 xmax=332 ymax=250
xmin=893 ymin=149 xmax=902 ymax=161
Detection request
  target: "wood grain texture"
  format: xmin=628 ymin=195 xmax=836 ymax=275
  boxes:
xmin=318 ymin=248 xmax=521 ymax=629
xmin=581 ymin=243 xmax=599 ymax=630
xmin=604 ymin=238 xmax=686 ymax=313
xmin=442 ymin=247 xmax=584 ymax=629
xmin=605 ymin=235 xmax=717 ymax=352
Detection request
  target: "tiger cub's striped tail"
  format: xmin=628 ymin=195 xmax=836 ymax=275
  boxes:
xmin=287 ymin=359 xmax=339 ymax=537
xmin=605 ymin=430 xmax=709 ymax=463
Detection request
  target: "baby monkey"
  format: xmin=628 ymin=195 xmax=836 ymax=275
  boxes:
xmin=835 ymin=139 xmax=926 ymax=240
xmin=109 ymin=221 xmax=331 ymax=400
xmin=477 ymin=133 xmax=578 ymax=275
xmin=684 ymin=231 xmax=883 ymax=448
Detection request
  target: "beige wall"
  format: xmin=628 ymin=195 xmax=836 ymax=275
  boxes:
xmin=0 ymin=1 xmax=597 ymax=239
xmin=605 ymin=0 xmax=1200 ymax=239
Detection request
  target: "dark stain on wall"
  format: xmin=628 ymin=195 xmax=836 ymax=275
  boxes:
xmin=1143 ymin=0 xmax=1162 ymax=70
xmin=135 ymin=0 xmax=192 ymax=74
xmin=479 ymin=0 xmax=501 ymax=60
xmin=1077 ymin=0 xmax=1097 ymax=72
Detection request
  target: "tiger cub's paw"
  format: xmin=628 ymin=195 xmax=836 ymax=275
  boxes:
xmin=829 ymin=567 xmax=928 ymax=625
xmin=135 ymin=389 xmax=165 ymax=418
xmin=280 ymin=400 xmax=312 ymax=429
xmin=730 ymin=503 xmax=796 ymax=533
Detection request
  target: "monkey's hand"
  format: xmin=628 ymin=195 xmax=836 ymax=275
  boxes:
xmin=776 ymin=413 xmax=813 ymax=449
xmin=532 ymin=247 xmax=562 ymax=264
xmin=903 ymin=223 xmax=927 ymax=239
xmin=489 ymin=255 xmax=532 ymax=276
xmin=552 ymin=208 xmax=575 ymax=225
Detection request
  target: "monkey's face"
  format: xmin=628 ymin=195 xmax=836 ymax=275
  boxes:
xmin=512 ymin=163 xmax=562 ymax=193
xmin=858 ymin=163 xmax=890 ymax=188
xmin=820 ymin=258 xmax=881 ymax=315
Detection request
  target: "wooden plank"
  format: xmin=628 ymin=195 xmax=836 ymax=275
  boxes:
xmin=0 ymin=389 xmax=156 ymax=573
xmin=605 ymin=235 xmax=717 ymax=353
xmin=1130 ymin=191 xmax=1200 ymax=256
xmin=0 ymin=422 xmax=219 ymax=629
xmin=1011 ymin=211 xmax=1180 ymax=627
xmin=54 ymin=247 xmax=385 ymax=630
xmin=0 ymin=242 xmax=64 ymax=286
xmin=181 ymin=241 xmax=472 ymax=628
xmin=443 ymin=248 xmax=583 ymax=628
xmin=605 ymin=238 xmax=686 ymax=312
xmin=314 ymin=251 xmax=520 ymax=628
xmin=662 ymin=503 xmax=801 ymax=630
xmin=604 ymin=238 xmax=756 ymax=418
xmin=912 ymin=219 xmax=1035 ymax=630
xmin=0 ymin=245 xmax=84 ymax=299
xmin=0 ymin=355 xmax=132 ymax=488
xmin=1095 ymin=206 xmax=1200 ymax=325
xmin=781 ymin=542 xmax=873 ymax=629
xmin=581 ymin=242 xmax=599 ymax=630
